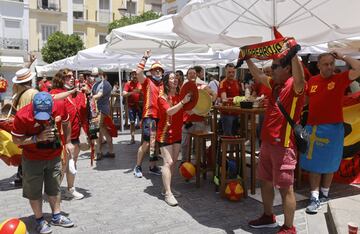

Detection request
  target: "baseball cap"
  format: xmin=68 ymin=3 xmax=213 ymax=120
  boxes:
xmin=150 ymin=62 xmax=164 ymax=72
xmin=33 ymin=92 xmax=53 ymax=120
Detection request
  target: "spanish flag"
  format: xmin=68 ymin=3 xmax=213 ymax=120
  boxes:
xmin=0 ymin=129 xmax=22 ymax=166
xmin=334 ymin=91 xmax=360 ymax=184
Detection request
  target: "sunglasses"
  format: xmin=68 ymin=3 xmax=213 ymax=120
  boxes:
xmin=34 ymin=99 xmax=52 ymax=105
xmin=271 ymin=63 xmax=282 ymax=70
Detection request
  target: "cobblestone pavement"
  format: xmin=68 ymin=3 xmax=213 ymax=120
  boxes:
xmin=0 ymin=130 xmax=357 ymax=234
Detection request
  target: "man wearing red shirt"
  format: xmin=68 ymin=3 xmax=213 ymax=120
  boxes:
xmin=246 ymin=54 xmax=305 ymax=234
xmin=300 ymin=52 xmax=360 ymax=214
xmin=11 ymin=92 xmax=74 ymax=233
xmin=133 ymin=50 xmax=163 ymax=178
xmin=180 ymin=67 xmax=217 ymax=162
xmin=123 ymin=70 xmax=142 ymax=144
xmin=219 ymin=63 xmax=241 ymax=135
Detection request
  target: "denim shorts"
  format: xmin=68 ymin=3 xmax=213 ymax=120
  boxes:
xmin=128 ymin=107 xmax=142 ymax=123
xmin=142 ymin=117 xmax=158 ymax=142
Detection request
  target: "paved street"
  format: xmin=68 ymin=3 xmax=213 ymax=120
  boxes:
xmin=0 ymin=130 xmax=358 ymax=234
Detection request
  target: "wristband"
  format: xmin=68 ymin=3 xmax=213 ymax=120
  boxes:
xmin=142 ymin=56 xmax=149 ymax=60
xmin=32 ymin=135 xmax=37 ymax=143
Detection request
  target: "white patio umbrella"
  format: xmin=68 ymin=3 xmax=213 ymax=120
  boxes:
xmin=105 ymin=14 xmax=249 ymax=70
xmin=173 ymin=0 xmax=360 ymax=47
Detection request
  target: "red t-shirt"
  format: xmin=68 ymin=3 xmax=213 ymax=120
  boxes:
xmin=261 ymin=78 xmax=305 ymax=148
xmin=306 ymin=71 xmax=351 ymax=125
xmin=156 ymin=95 xmax=184 ymax=144
xmin=219 ymin=78 xmax=241 ymax=98
xmin=50 ymin=88 xmax=81 ymax=140
xmin=11 ymin=101 xmax=69 ymax=160
xmin=124 ymin=81 xmax=142 ymax=108
xmin=252 ymin=82 xmax=272 ymax=98
xmin=141 ymin=78 xmax=163 ymax=118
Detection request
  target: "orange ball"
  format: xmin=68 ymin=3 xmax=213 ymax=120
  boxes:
xmin=179 ymin=162 xmax=196 ymax=180
xmin=0 ymin=218 xmax=27 ymax=234
xmin=225 ymin=182 xmax=244 ymax=201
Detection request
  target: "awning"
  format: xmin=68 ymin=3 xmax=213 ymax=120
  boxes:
xmin=0 ymin=56 xmax=24 ymax=67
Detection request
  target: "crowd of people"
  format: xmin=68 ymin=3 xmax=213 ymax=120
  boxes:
xmin=1 ymin=47 xmax=359 ymax=234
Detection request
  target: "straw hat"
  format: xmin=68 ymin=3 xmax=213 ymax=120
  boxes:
xmin=12 ymin=68 xmax=36 ymax=84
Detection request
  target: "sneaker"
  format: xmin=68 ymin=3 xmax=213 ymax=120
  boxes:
xmin=50 ymin=215 xmax=74 ymax=228
xmin=36 ymin=220 xmax=52 ymax=234
xmin=95 ymin=153 xmax=103 ymax=161
xmin=277 ymin=225 xmax=296 ymax=234
xmin=134 ymin=166 xmax=143 ymax=178
xmin=161 ymin=188 xmax=182 ymax=198
xmin=305 ymin=196 xmax=320 ymax=214
xmin=104 ymin=152 xmax=115 ymax=158
xmin=164 ymin=193 xmax=178 ymax=206
xmin=149 ymin=166 xmax=162 ymax=176
xmin=64 ymin=187 xmax=84 ymax=200
xmin=248 ymin=213 xmax=278 ymax=228
xmin=319 ymin=192 xmax=329 ymax=205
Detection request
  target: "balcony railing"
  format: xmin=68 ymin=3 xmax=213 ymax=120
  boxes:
xmin=97 ymin=9 xmax=110 ymax=23
xmin=0 ymin=38 xmax=28 ymax=51
xmin=38 ymin=0 xmax=60 ymax=11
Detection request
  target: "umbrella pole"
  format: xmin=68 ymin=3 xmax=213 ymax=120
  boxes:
xmin=118 ymin=66 xmax=124 ymax=132
xmin=171 ymin=48 xmax=175 ymax=71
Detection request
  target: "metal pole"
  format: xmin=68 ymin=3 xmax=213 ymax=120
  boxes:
xmin=118 ymin=65 xmax=124 ymax=132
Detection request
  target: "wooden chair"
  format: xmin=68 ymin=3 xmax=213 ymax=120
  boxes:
xmin=216 ymin=136 xmax=248 ymax=198
xmin=187 ymin=130 xmax=216 ymax=187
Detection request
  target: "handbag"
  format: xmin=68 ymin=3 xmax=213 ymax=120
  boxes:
xmin=276 ymin=98 xmax=309 ymax=154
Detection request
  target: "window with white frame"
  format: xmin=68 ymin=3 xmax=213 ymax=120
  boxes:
xmin=99 ymin=34 xmax=107 ymax=44
xmin=99 ymin=0 xmax=109 ymax=10
xmin=127 ymin=0 xmax=136 ymax=15
xmin=41 ymin=24 xmax=58 ymax=47
xmin=3 ymin=20 xmax=22 ymax=39
xmin=151 ymin=4 xmax=161 ymax=13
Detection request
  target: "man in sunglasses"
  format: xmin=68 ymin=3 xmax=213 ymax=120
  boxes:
xmin=133 ymin=50 xmax=163 ymax=178
xmin=11 ymin=92 xmax=75 ymax=233
xmin=300 ymin=52 xmax=360 ymax=215
xmin=245 ymin=55 xmax=306 ymax=234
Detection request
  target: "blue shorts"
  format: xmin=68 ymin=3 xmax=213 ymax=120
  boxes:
xmin=128 ymin=107 xmax=142 ymax=123
xmin=142 ymin=117 xmax=158 ymax=142
xmin=300 ymin=123 xmax=344 ymax=173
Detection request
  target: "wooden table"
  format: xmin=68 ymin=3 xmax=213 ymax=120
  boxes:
xmin=212 ymin=105 xmax=265 ymax=195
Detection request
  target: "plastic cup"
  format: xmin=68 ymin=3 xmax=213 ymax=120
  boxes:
xmin=348 ymin=222 xmax=358 ymax=234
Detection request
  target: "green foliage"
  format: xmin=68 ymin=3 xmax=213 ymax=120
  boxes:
xmin=108 ymin=10 xmax=161 ymax=33
xmin=41 ymin=32 xmax=85 ymax=64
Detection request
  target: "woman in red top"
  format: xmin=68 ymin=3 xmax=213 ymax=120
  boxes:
xmin=156 ymin=72 xmax=190 ymax=206
xmin=50 ymin=69 xmax=87 ymax=200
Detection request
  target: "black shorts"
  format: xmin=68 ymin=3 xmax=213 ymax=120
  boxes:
xmin=71 ymin=138 xmax=80 ymax=145
xmin=157 ymin=140 xmax=181 ymax=148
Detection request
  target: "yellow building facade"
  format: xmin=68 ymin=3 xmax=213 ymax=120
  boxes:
xmin=29 ymin=0 xmax=162 ymax=59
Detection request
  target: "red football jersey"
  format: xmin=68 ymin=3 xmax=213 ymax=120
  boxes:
xmin=306 ymin=71 xmax=351 ymax=125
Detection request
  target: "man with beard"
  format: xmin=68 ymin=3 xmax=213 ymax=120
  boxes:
xmin=91 ymin=68 xmax=114 ymax=160
xmin=122 ymin=69 xmax=142 ymax=144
